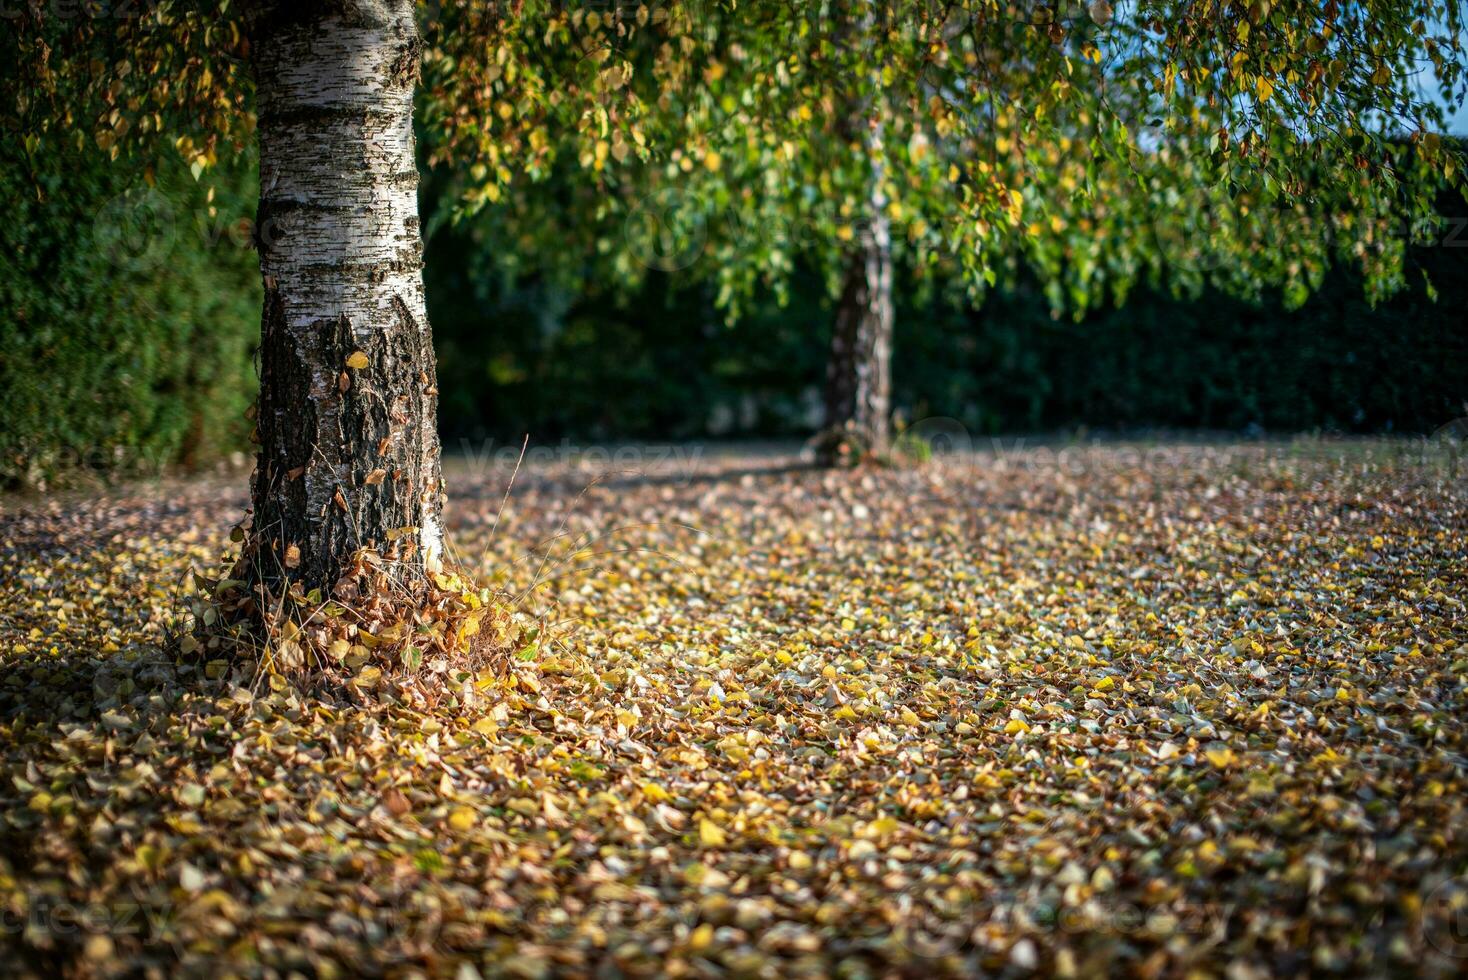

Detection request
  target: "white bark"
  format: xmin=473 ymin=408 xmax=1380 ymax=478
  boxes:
xmin=250 ymin=1 xmax=443 ymax=589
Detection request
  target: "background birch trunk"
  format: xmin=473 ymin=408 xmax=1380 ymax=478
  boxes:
xmin=246 ymin=0 xmax=443 ymax=595
xmin=820 ymin=200 xmax=895 ymax=464
xmin=818 ymin=4 xmax=894 ymax=466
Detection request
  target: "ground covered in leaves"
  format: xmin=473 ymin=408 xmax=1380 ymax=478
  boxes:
xmin=2 ymin=440 xmax=1467 ymax=978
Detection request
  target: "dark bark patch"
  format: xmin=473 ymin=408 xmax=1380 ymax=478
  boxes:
xmin=387 ymin=37 xmax=425 ymax=89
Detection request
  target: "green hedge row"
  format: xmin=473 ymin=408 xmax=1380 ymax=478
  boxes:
xmin=1 ymin=149 xmax=261 ymax=490
xmin=425 ymin=192 xmax=1468 ymax=444
xmin=900 ymin=256 xmax=1468 ymax=436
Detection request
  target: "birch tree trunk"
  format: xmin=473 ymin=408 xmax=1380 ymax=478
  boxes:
xmin=827 ymin=206 xmax=892 ymax=460
xmin=818 ymin=16 xmax=894 ymax=468
xmin=246 ymin=1 xmax=443 ymax=595
xmin=820 ymin=202 xmax=894 ymax=465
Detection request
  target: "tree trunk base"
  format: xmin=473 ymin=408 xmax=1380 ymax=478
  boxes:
xmin=811 ymin=423 xmax=878 ymax=468
xmin=181 ymin=546 xmax=523 ymax=688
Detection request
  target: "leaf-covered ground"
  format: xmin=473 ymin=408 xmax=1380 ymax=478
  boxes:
xmin=2 ymin=441 xmax=1466 ymax=978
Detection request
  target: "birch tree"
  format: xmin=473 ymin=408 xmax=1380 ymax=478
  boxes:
xmin=441 ymin=0 xmax=1465 ymax=462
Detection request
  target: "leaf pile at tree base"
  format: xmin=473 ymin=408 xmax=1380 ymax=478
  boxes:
xmin=181 ymin=548 xmax=525 ymax=690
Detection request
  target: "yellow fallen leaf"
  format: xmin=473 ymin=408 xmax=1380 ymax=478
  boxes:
xmin=448 ymin=807 xmax=477 ymax=831
xmin=345 ymin=351 xmax=369 ymax=369
xmin=699 ymin=818 xmax=727 ymax=847
xmin=689 ymin=922 xmax=715 ymax=951
xmin=1205 ymin=747 xmax=1236 ymax=769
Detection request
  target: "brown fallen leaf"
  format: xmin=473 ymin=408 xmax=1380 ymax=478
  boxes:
xmin=383 ymin=788 xmax=411 ymax=816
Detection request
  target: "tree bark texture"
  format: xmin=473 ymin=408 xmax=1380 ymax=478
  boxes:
xmin=247 ymin=0 xmax=443 ymax=593
xmin=821 ymin=209 xmax=894 ymax=461
xmin=819 ymin=4 xmax=894 ymax=466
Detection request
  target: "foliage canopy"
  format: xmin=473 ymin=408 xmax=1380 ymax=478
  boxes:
xmin=5 ymin=1 xmax=1463 ymax=313
xmin=424 ymin=1 xmax=1467 ymax=316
